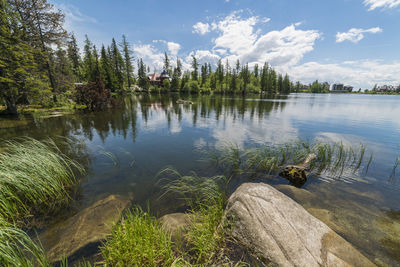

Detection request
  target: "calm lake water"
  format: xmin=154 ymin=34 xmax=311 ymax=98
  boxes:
xmin=1 ymin=93 xmax=400 ymax=266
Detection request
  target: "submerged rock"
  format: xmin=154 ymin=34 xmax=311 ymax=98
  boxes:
xmin=42 ymin=195 xmax=131 ymax=263
xmin=159 ymin=213 xmax=191 ymax=242
xmin=225 ymin=183 xmax=375 ymax=267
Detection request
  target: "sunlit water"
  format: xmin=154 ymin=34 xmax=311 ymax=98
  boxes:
xmin=1 ymin=93 xmax=400 ymax=265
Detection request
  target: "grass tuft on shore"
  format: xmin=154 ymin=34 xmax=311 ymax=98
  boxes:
xmin=100 ymin=207 xmax=175 ymax=267
xmin=0 ymin=137 xmax=85 ymax=224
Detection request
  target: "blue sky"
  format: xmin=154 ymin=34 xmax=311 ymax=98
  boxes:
xmin=52 ymin=0 xmax=400 ymax=89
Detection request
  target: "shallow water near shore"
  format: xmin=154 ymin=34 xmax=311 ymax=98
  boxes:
xmin=1 ymin=93 xmax=400 ymax=265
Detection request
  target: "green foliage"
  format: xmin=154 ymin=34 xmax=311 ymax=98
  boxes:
xmin=100 ymin=207 xmax=175 ymax=267
xmin=190 ymin=81 xmax=200 ymax=93
xmin=163 ymin=78 xmax=171 ymax=90
xmin=0 ymin=0 xmax=49 ymax=115
xmin=310 ymin=80 xmax=328 ymax=93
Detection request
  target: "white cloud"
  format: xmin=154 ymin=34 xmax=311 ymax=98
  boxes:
xmin=167 ymin=42 xmax=181 ymax=56
xmin=287 ymin=60 xmax=400 ymax=88
xmin=133 ymin=44 xmax=164 ymax=70
xmin=364 ymin=0 xmax=400 ymax=10
xmin=204 ymin=12 xmax=319 ymax=68
xmin=191 ymin=50 xmax=221 ymax=65
xmin=192 ymin=22 xmax=210 ymax=35
xmin=336 ymin=27 xmax=382 ymax=43
xmin=57 ymin=4 xmax=97 ymax=24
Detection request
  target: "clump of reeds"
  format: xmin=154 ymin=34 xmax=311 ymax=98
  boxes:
xmin=0 ymin=137 xmax=85 ymax=224
xmin=390 ymin=157 xmax=400 ymax=180
xmin=205 ymin=141 xmax=372 ymax=180
xmin=100 ymin=207 xmax=175 ymax=267
xmin=157 ymin=167 xmax=228 ymax=208
xmin=0 ymin=217 xmax=48 ymax=266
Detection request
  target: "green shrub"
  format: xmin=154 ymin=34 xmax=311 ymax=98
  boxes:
xmin=163 ymin=79 xmax=170 ymax=90
xmin=190 ymin=81 xmax=200 ymax=93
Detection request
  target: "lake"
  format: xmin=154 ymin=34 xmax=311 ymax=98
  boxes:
xmin=1 ymin=93 xmax=400 ymax=266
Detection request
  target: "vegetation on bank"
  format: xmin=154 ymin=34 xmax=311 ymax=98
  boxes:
xmin=101 ymin=169 xmax=244 ymax=266
xmin=0 ymin=138 xmax=84 ymax=266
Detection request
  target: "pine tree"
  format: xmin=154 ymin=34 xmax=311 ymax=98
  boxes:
xmin=191 ymin=56 xmax=198 ymax=81
xmin=67 ymin=33 xmax=82 ymax=82
xmin=241 ymin=63 xmax=250 ymax=92
xmin=0 ymin=0 xmax=47 ymax=115
xmin=100 ymin=45 xmax=115 ymax=90
xmin=283 ymin=74 xmax=291 ymax=94
xmin=176 ymin=58 xmax=182 ymax=78
xmin=216 ymin=59 xmax=224 ymax=91
xmin=83 ymin=35 xmax=95 ymax=82
xmin=201 ymin=64 xmax=207 ymax=86
xmin=163 ymin=52 xmax=170 ymax=74
xmin=254 ymin=64 xmax=259 ymax=79
xmin=277 ymin=74 xmax=283 ymax=93
xmin=110 ymin=38 xmax=124 ymax=90
xmin=52 ymin=46 xmax=74 ymax=95
xmin=8 ymin=0 xmax=68 ymax=102
xmin=121 ymin=35 xmax=134 ymax=89
xmin=137 ymin=58 xmax=149 ymax=90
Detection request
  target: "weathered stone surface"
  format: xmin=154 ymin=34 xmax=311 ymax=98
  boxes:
xmin=159 ymin=213 xmax=192 ymax=242
xmin=225 ymin=183 xmax=375 ymax=267
xmin=42 ymin=195 xmax=131 ymax=262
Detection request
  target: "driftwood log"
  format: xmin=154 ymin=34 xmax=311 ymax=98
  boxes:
xmin=279 ymin=153 xmax=316 ymax=187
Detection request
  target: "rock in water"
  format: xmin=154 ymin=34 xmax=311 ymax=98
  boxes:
xmin=279 ymin=153 xmax=316 ymax=187
xmin=224 ymin=183 xmax=376 ymax=267
xmin=42 ymin=195 xmax=131 ymax=263
xmin=279 ymin=165 xmax=308 ymax=187
xmin=159 ymin=213 xmax=192 ymax=243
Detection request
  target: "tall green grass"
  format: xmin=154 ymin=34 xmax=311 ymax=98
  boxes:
xmin=0 ymin=137 xmax=85 ymax=224
xmin=0 ymin=217 xmax=48 ymax=266
xmin=100 ymin=207 xmax=175 ymax=267
xmin=0 ymin=138 xmax=85 ymax=266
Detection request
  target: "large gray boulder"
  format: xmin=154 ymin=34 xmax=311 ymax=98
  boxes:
xmin=224 ymin=183 xmax=375 ymax=267
xmin=41 ymin=195 xmax=131 ymax=262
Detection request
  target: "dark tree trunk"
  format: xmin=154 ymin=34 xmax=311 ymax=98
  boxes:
xmin=5 ymin=97 xmax=18 ymax=116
